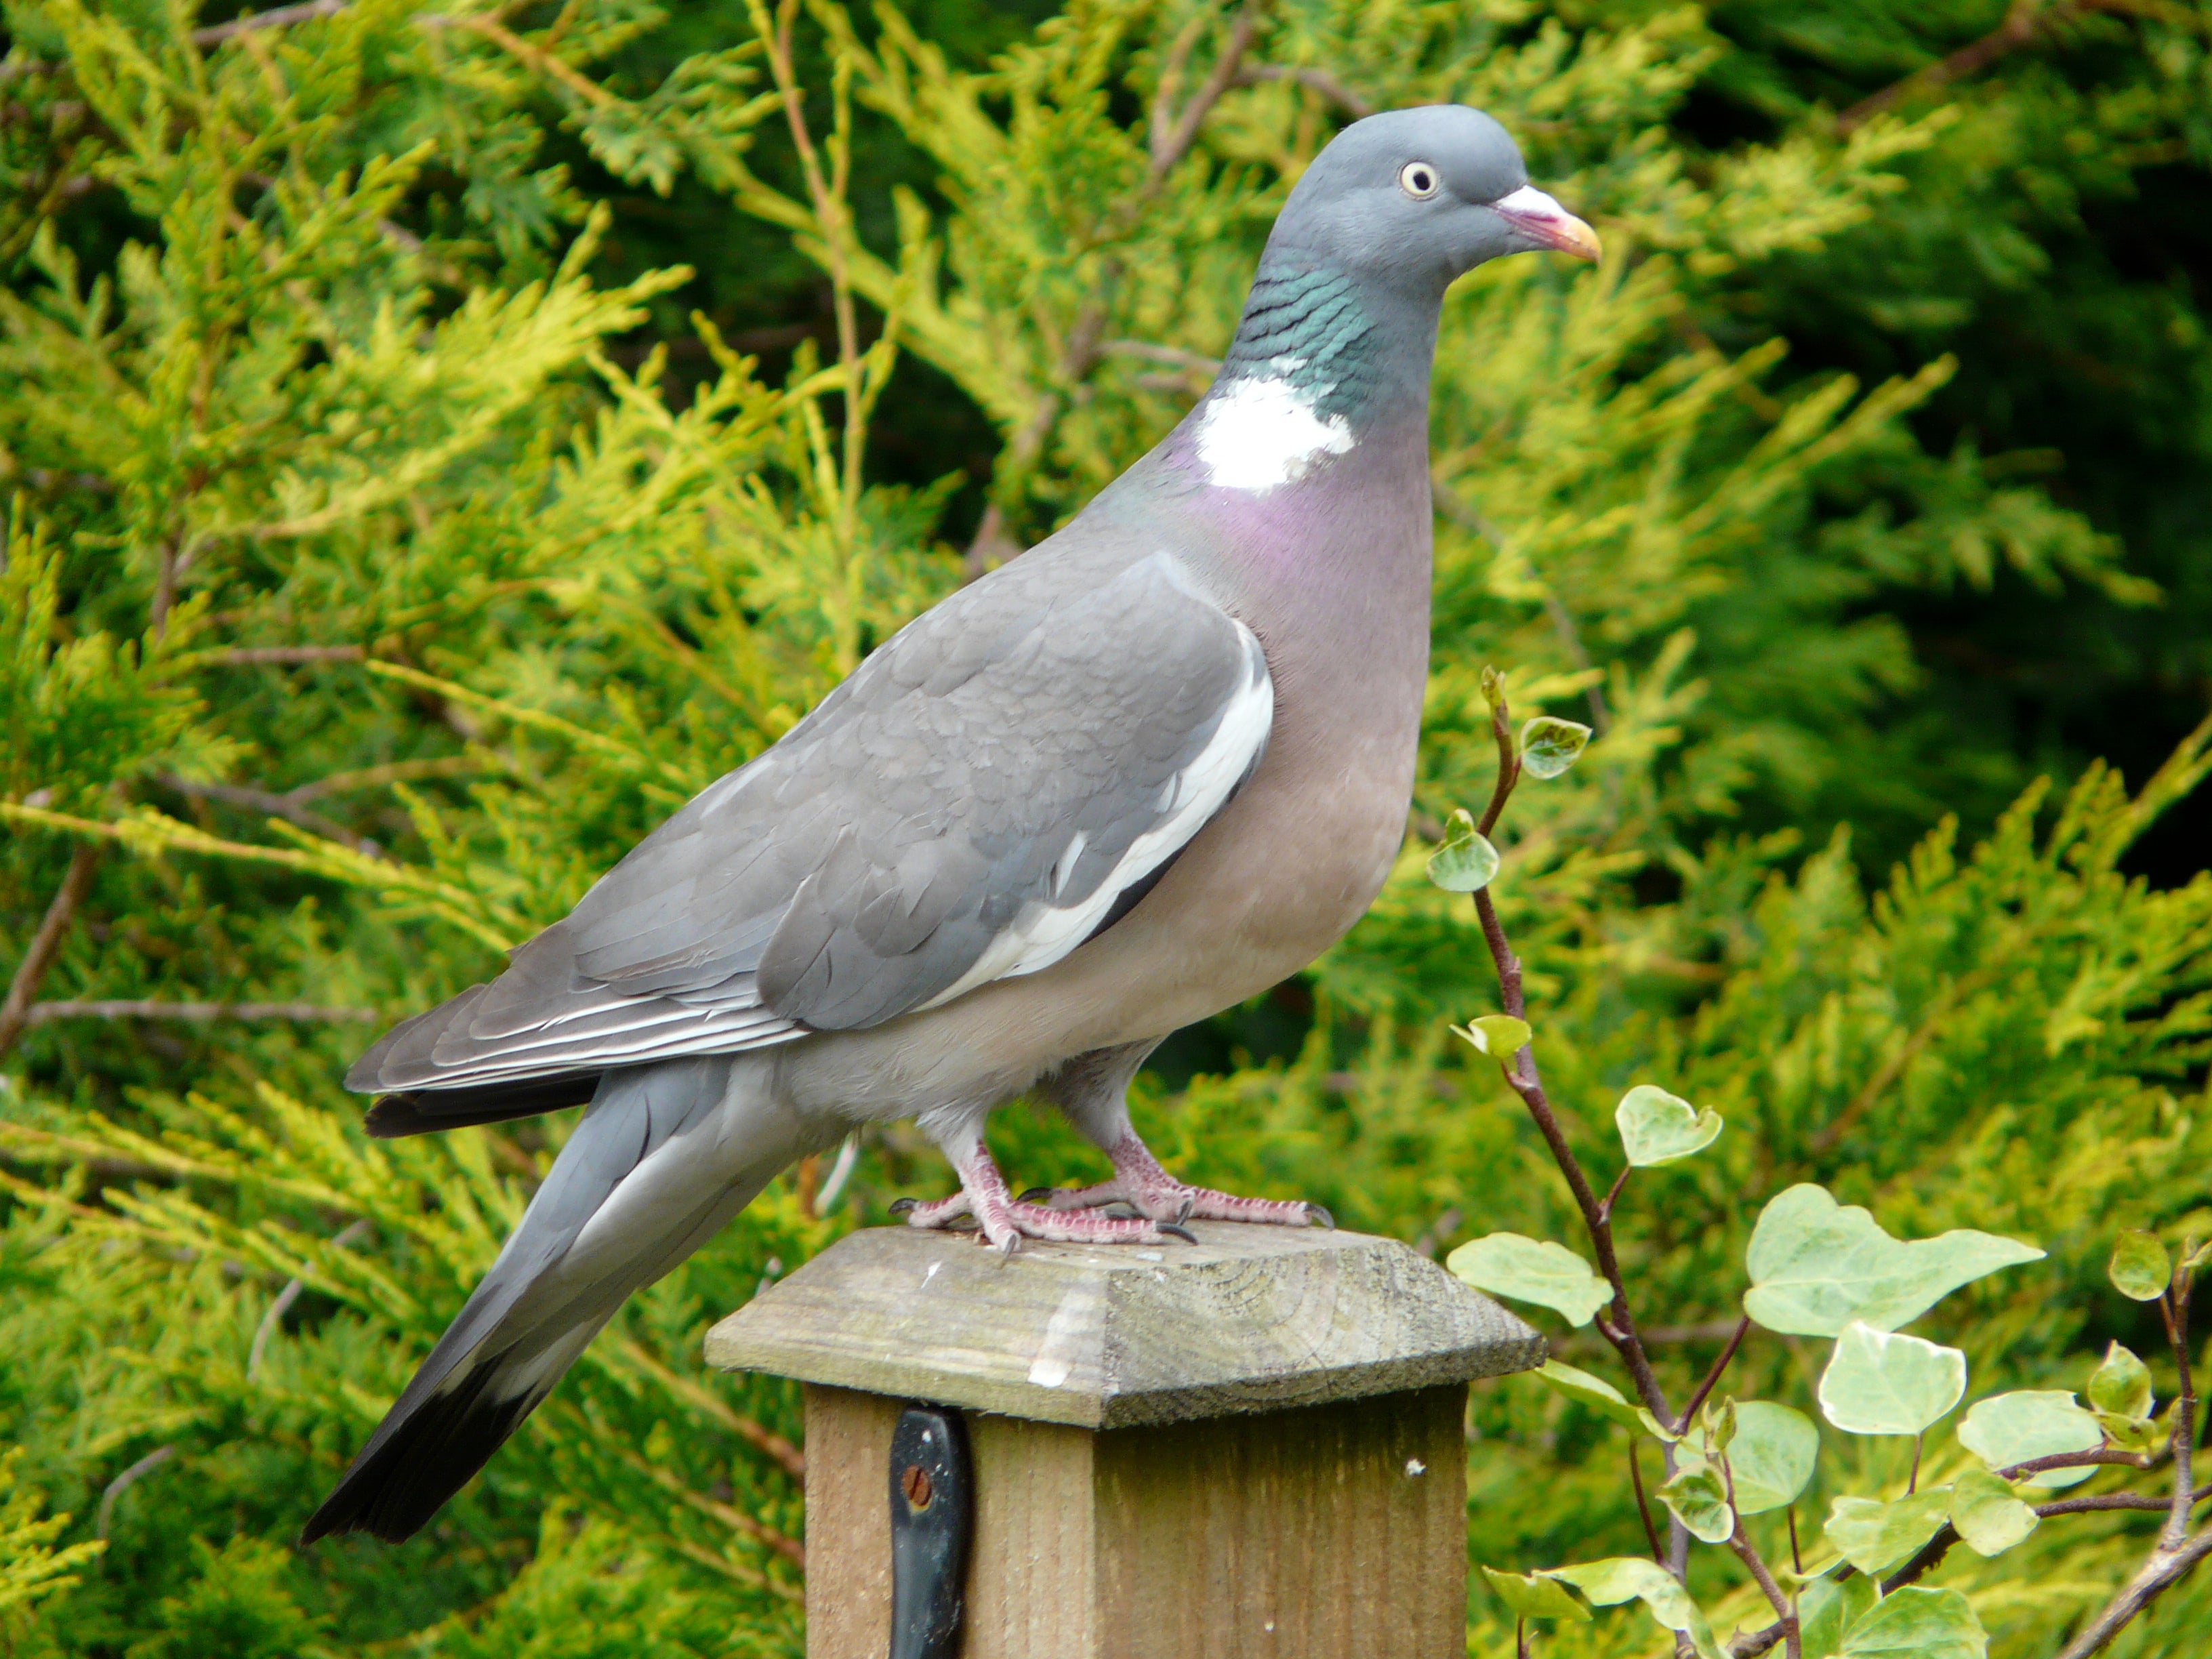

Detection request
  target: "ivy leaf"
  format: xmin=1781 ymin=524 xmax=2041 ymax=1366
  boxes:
xmin=1426 ymin=807 xmax=1500 ymax=893
xmin=1535 ymin=1359 xmax=1683 ymax=1441
xmin=2098 ymin=1411 xmax=2160 ymax=1454
xmin=1518 ymin=714 xmax=1593 ymax=779
xmin=1727 ymin=1401 xmax=1819 ymax=1513
xmin=1479 ymin=663 xmax=1507 ymax=713
xmin=1700 ymin=1395 xmax=1738 ymax=1454
xmin=1743 ymin=1185 xmax=2043 ymax=1336
xmin=1948 ymin=1469 xmax=2039 ymax=1557
xmin=1822 ymin=1490 xmax=1952 ymax=1575
xmin=1659 ymin=1461 xmax=1734 ymax=1543
xmin=1534 ymin=1360 xmax=1644 ymax=1431
xmin=1801 ymin=1574 xmax=1878 ymax=1659
xmin=1818 ymin=1323 xmax=1967 ymax=1436
xmin=1479 ymin=1565 xmax=1591 ymax=1622
xmin=1452 ymin=1015 xmax=1532 ymax=1059
xmin=2087 ymin=1341 xmax=2152 ymax=1422
xmin=1839 ymin=1585 xmax=1987 ymax=1658
xmin=2108 ymin=1231 xmax=2171 ymax=1301
xmin=1446 ymin=1233 xmax=1611 ymax=1326
xmin=1542 ymin=1559 xmax=1723 ymax=1659
xmin=1957 ymin=1391 xmax=2100 ymax=1489
xmin=1614 ymin=1084 xmax=1724 ymax=1167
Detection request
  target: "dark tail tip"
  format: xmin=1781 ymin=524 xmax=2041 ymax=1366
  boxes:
xmin=363 ymin=1072 xmax=598 ymax=1139
xmin=300 ymin=1361 xmax=541 ymax=1546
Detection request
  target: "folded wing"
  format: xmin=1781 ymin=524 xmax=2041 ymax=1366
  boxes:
xmin=349 ymin=551 xmax=1272 ymax=1121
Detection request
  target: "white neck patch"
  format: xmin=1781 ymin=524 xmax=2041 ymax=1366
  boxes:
xmin=1193 ymin=371 xmax=1355 ymax=492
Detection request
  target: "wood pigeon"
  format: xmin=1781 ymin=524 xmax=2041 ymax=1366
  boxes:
xmin=304 ymin=104 xmax=1598 ymax=1544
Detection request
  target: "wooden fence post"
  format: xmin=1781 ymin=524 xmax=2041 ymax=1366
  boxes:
xmin=705 ymin=1221 xmax=1543 ymax=1658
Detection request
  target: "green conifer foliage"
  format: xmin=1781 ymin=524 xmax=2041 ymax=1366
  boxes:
xmin=1 ymin=1 xmax=2207 ymax=1653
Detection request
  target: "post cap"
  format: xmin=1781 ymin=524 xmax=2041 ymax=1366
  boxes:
xmin=705 ymin=1221 xmax=1544 ymax=1429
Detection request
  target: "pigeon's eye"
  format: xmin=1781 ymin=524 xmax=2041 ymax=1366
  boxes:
xmin=1398 ymin=161 xmax=1440 ymax=201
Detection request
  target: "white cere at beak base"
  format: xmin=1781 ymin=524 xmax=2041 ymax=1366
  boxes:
xmin=1490 ymin=184 xmax=1603 ymax=261
xmin=1492 ymin=184 xmax=1566 ymax=219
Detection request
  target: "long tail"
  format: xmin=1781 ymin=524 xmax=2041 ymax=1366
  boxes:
xmin=302 ymin=1053 xmax=811 ymax=1544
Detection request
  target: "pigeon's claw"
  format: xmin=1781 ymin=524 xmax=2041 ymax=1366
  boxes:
xmin=890 ymin=1190 xmax=972 ymax=1230
xmin=911 ymin=1143 xmax=1199 ymax=1250
xmin=1018 ymin=1143 xmax=1330 ymax=1229
xmin=1065 ymin=1130 xmax=1331 ymax=1229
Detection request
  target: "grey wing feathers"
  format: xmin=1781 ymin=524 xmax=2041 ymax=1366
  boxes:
xmin=349 ymin=549 xmax=1271 ymax=1097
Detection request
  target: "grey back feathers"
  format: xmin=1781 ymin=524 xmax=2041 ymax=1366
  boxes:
xmin=352 ymin=548 xmax=1271 ymax=1111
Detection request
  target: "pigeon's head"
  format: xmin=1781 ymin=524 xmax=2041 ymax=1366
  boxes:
xmin=1272 ymin=106 xmax=1599 ymax=289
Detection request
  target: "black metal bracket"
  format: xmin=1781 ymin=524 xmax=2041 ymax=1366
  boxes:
xmin=888 ymin=1401 xmax=971 ymax=1659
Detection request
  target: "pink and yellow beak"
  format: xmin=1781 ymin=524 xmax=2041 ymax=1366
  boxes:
xmin=1490 ymin=185 xmax=1603 ymax=262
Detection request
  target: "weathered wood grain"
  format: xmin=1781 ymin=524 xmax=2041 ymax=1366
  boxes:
xmin=707 ymin=1221 xmax=1542 ymax=1428
xmin=798 ymin=1383 xmax=1470 ymax=1658
xmin=798 ymin=1385 xmax=901 ymax=1659
xmin=1088 ymin=1385 xmax=1469 ymax=1658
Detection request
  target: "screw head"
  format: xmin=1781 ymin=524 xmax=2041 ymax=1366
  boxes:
xmin=901 ymin=1463 xmax=934 ymax=1510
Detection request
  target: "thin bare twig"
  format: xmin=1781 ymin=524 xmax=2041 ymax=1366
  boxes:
xmin=2163 ymin=1263 xmax=2197 ymax=1547
xmin=1646 ymin=1319 xmax=1753 ymax=1345
xmin=0 ymin=845 xmax=102 ymax=1060
xmin=192 ymin=644 xmax=367 ymax=667
xmin=285 ymin=755 xmax=484 ymax=803
xmin=1099 ymin=339 xmax=1222 ymax=373
xmin=148 ymin=538 xmax=183 ymax=640
xmin=96 ymin=1446 xmax=176 ymax=1539
xmin=1149 ymin=0 xmax=1268 ymax=178
xmin=195 ymin=0 xmax=351 ymax=45
xmin=1229 ymin=62 xmax=1373 ymax=118
xmin=1807 ymin=969 xmax=1994 ymax=1151
xmin=1726 ymin=1520 xmax=1800 ymax=1659
xmin=1835 ymin=0 xmax=2134 ymax=133
xmin=247 ymin=1217 xmax=371 ymax=1380
xmin=1473 ymin=697 xmax=1521 ymax=841
xmin=1676 ymin=1316 xmax=1752 ymax=1435
xmin=24 ymin=1000 xmax=375 ymax=1025
xmin=609 ymin=1335 xmax=806 ymax=1482
xmin=613 ymin=1444 xmax=806 ymax=1568
xmin=415 ymin=12 xmax=618 ymax=108
xmin=2041 ymin=1492 xmax=2212 ymax=1517
xmin=2055 ymin=1527 xmax=2212 ymax=1658
xmin=157 ymin=773 xmax=385 ymax=857
xmin=1598 ymin=1163 xmax=1632 ymax=1225
xmin=0 ymin=0 xmax=350 ymax=83
xmin=1629 ymin=1439 xmax=1665 ymax=1563
xmin=2000 ymin=1446 xmax=2160 ymax=1481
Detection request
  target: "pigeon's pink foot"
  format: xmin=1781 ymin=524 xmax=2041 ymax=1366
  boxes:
xmin=1021 ymin=1130 xmax=1333 ymax=1229
xmin=894 ymin=1142 xmax=1196 ymax=1254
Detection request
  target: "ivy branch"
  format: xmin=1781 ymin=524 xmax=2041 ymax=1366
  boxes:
xmin=1454 ymin=667 xmax=2212 ymax=1658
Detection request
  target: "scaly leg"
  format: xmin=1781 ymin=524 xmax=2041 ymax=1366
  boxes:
xmin=893 ymin=1134 xmax=1195 ymax=1254
xmin=1021 ymin=1042 xmax=1334 ymax=1229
